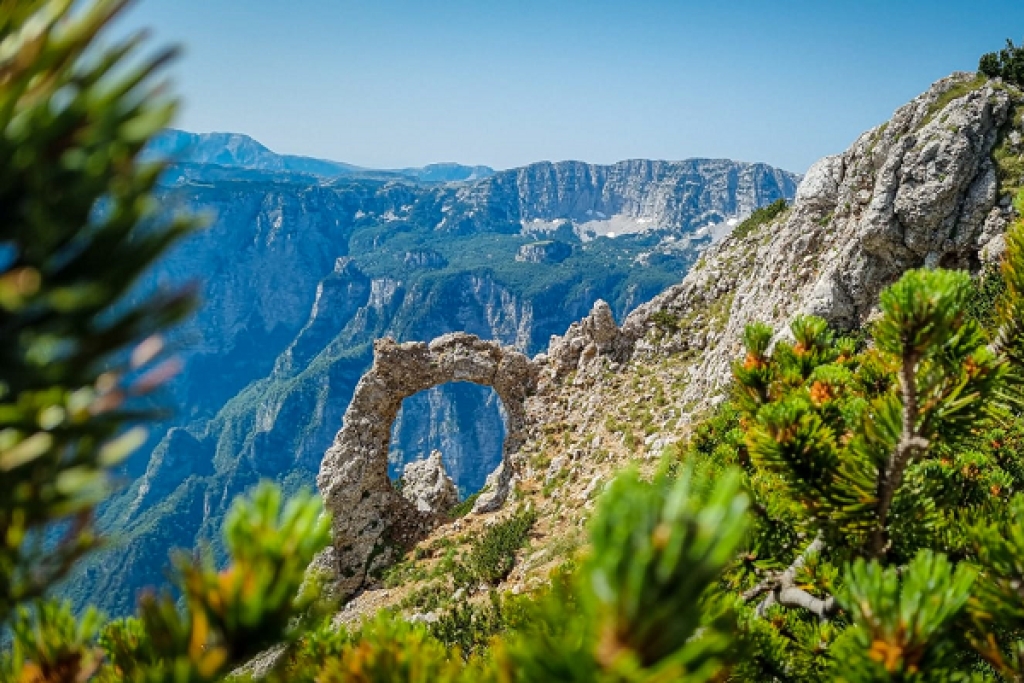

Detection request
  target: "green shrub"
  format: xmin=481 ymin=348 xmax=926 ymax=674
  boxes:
xmin=466 ymin=508 xmax=537 ymax=585
xmin=966 ymin=267 xmax=1007 ymax=329
xmin=0 ymin=7 xmax=332 ymax=680
xmin=651 ymin=310 xmax=681 ymax=333
xmin=1 ymin=601 xmax=104 ymax=682
xmin=307 ymin=614 xmax=472 ymax=683
xmin=428 ymin=589 xmax=536 ymax=657
xmin=0 ymin=0 xmax=197 ymax=622
xmin=980 ymin=38 xmax=1024 ymax=87
xmin=731 ymin=198 xmax=789 ymax=240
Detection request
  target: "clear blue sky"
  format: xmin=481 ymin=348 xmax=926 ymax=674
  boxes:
xmin=116 ymin=0 xmax=1024 ymax=174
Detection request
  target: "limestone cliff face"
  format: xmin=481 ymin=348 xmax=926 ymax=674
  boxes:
xmin=448 ymin=159 xmax=798 ymax=238
xmin=128 ymin=182 xmax=384 ymax=447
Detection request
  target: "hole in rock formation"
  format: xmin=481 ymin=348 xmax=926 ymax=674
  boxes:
xmin=315 ymin=333 xmax=536 ymax=598
xmin=388 ymin=382 xmax=506 ymax=501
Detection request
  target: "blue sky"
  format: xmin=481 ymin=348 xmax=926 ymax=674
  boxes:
xmin=117 ymin=0 xmax=1024 ymax=174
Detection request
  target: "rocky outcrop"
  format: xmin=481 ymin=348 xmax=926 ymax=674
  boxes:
xmin=622 ymin=73 xmax=1022 ymax=411
xmin=316 ymin=333 xmax=537 ymax=597
xmin=310 ymin=73 xmax=1024 ymax=625
xmin=537 ymin=300 xmax=632 ymax=389
xmin=515 ymin=240 xmax=572 ymax=263
xmin=403 ymin=249 xmax=448 ymax=269
xmin=127 ymin=428 xmax=214 ymax=518
xmin=400 ymin=450 xmax=459 ymax=515
xmin=314 ymin=300 xmax=637 ymax=594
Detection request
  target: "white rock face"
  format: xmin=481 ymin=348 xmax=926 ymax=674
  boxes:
xmin=401 ymin=450 xmax=459 ymax=515
xmin=795 ymin=155 xmax=843 ymax=210
xmin=450 ymin=158 xmax=799 ymax=238
xmin=624 ymin=73 xmax=1020 ymax=410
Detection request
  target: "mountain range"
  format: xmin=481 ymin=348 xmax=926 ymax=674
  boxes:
xmin=65 ymin=130 xmax=798 ymax=616
xmin=147 ymin=129 xmax=496 ymax=182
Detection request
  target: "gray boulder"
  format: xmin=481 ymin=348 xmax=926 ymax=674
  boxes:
xmin=401 ymin=450 xmax=459 ymax=515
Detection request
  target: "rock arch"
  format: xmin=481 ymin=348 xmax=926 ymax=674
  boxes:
xmin=316 ymin=332 xmax=537 ymax=597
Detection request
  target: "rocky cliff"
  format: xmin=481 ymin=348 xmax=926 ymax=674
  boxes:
xmin=624 ymin=72 xmax=1020 ymax=410
xmin=448 ymin=158 xmax=795 ymax=239
xmin=317 ymin=73 xmax=1024 ymax=613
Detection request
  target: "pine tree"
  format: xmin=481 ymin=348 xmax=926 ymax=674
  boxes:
xmin=0 ymin=2 xmax=332 ymax=681
xmin=715 ymin=202 xmax=1024 ymax=679
xmin=0 ymin=0 xmax=194 ymax=621
xmin=980 ymin=39 xmax=1024 ymax=88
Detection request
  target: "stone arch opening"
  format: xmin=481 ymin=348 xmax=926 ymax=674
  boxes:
xmin=388 ymin=382 xmax=506 ymax=499
xmin=316 ymin=333 xmax=536 ymax=597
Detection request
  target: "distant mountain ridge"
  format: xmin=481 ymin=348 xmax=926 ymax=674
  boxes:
xmin=147 ymin=129 xmax=496 ymax=182
xmin=444 ymin=158 xmax=797 ymax=240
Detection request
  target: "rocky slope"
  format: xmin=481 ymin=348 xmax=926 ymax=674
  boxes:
xmin=68 ymin=145 xmax=796 ymax=616
xmin=625 ymin=72 xmax=1021 ymax=409
xmin=317 ymin=72 xmax=1024 ymax=617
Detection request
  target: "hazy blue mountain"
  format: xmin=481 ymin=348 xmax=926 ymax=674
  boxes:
xmin=397 ymin=162 xmax=496 ymax=182
xmin=64 ymin=141 xmax=798 ymax=616
xmin=147 ymin=129 xmax=496 ymax=182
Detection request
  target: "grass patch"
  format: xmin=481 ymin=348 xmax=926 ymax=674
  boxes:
xmin=623 ymin=428 xmax=637 ymax=451
xmin=922 ymin=74 xmax=987 ymax=127
xmin=542 ymin=468 xmax=571 ymax=498
xmin=449 ymin=491 xmax=482 ymax=518
xmin=708 ymin=292 xmax=735 ymax=333
xmin=381 ymin=558 xmax=429 ymax=588
xmin=399 ymin=581 xmax=450 ymax=611
xmin=995 ymin=134 xmax=1024 ymax=199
